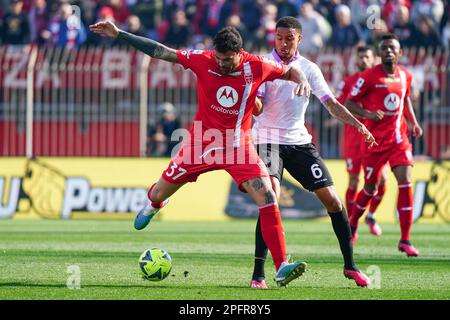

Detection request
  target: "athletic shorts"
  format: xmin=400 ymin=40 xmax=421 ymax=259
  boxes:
xmin=162 ymin=141 xmax=269 ymax=192
xmin=344 ymin=146 xmax=363 ymax=175
xmin=256 ymin=143 xmax=334 ymax=192
xmin=362 ymin=144 xmax=414 ymax=184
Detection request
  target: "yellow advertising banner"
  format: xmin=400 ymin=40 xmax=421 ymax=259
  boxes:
xmin=0 ymin=157 xmax=448 ymax=223
xmin=0 ymin=157 xmax=230 ymax=221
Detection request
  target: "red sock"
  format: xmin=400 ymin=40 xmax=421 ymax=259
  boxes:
xmin=259 ymin=204 xmax=286 ymax=270
xmin=147 ymin=183 xmax=164 ymax=208
xmin=345 ymin=187 xmax=357 ymax=218
xmin=350 ymin=188 xmax=375 ymax=227
xmin=368 ymin=183 xmax=386 ymax=214
xmin=398 ymin=183 xmax=413 ymax=241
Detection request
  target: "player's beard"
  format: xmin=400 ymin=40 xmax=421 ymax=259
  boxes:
xmin=358 ymin=63 xmax=368 ymax=72
xmin=383 ymin=55 xmax=397 ymax=67
xmin=219 ymin=61 xmax=238 ymax=74
xmin=383 ymin=60 xmax=395 ymax=67
xmin=221 ymin=66 xmax=234 ymax=74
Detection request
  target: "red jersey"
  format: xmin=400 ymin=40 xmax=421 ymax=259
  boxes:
xmin=348 ymin=64 xmax=412 ymax=152
xmin=336 ymin=72 xmax=363 ymax=151
xmin=176 ymin=49 xmax=287 ymax=147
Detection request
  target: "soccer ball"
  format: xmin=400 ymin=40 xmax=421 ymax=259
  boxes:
xmin=138 ymin=248 xmax=172 ymax=281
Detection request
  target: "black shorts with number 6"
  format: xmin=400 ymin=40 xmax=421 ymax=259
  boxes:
xmin=256 ymin=143 xmax=334 ymax=192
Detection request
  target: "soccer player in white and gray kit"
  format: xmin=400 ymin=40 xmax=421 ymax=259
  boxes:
xmin=250 ymin=16 xmax=376 ymax=288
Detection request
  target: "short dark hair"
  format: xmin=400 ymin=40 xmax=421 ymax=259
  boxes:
xmin=356 ymin=45 xmax=374 ymax=54
xmin=213 ymin=27 xmax=243 ymax=53
xmin=276 ymin=16 xmax=302 ymax=34
xmin=379 ymin=33 xmax=401 ymax=47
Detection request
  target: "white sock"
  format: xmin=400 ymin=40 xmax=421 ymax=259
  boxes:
xmin=143 ymin=199 xmax=168 ymax=216
xmin=366 ymin=212 xmax=375 ymax=220
xmin=142 ymin=200 xmax=156 ymax=216
xmin=277 ymin=261 xmax=289 ymax=273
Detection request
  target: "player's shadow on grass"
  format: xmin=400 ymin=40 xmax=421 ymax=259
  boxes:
xmin=0 ymin=282 xmax=293 ymax=290
xmin=308 ymin=257 xmax=450 ymax=265
xmin=0 ymin=282 xmax=170 ymax=289
xmin=0 ymin=283 xmax=256 ymax=290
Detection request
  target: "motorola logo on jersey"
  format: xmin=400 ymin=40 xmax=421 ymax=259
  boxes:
xmin=384 ymin=93 xmax=401 ymax=111
xmin=216 ymin=86 xmax=238 ymax=108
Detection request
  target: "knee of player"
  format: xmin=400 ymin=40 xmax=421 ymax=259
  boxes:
xmin=363 ymin=183 xmax=377 ymax=194
xmin=349 ymin=175 xmax=360 ymax=189
xmin=149 ymin=188 xmax=164 ymax=203
xmin=393 ymin=165 xmax=412 ymax=183
xmin=324 ymin=196 xmax=343 ymax=213
xmin=256 ymin=188 xmax=277 ymax=206
xmin=396 ymin=174 xmax=411 ymax=185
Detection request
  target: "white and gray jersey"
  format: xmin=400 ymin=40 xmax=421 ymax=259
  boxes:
xmin=252 ymin=50 xmax=334 ymax=145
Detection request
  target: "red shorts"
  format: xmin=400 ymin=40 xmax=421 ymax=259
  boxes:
xmin=344 ymin=146 xmax=363 ymax=175
xmin=161 ymin=141 xmax=269 ymax=192
xmin=362 ymin=144 xmax=414 ymax=184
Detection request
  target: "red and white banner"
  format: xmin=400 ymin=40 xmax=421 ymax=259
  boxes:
xmin=0 ymin=45 xmax=447 ymax=90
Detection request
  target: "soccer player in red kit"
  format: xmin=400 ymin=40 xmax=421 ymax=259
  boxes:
xmin=336 ymin=45 xmax=386 ymax=237
xmin=345 ymin=34 xmax=423 ymax=256
xmin=89 ymin=21 xmax=325 ymax=286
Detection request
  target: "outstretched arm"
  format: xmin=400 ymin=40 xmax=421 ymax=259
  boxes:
xmin=345 ymin=98 xmax=385 ymax=121
xmin=89 ymin=21 xmax=179 ymax=63
xmin=324 ymin=97 xmax=378 ymax=148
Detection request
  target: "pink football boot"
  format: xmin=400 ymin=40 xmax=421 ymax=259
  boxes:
xmin=365 ymin=216 xmax=382 ymax=236
xmin=250 ymin=279 xmax=268 ymax=289
xmin=398 ymin=241 xmax=419 ymax=257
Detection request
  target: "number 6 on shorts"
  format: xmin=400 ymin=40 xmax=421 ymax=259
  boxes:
xmin=311 ymin=163 xmax=323 ymax=179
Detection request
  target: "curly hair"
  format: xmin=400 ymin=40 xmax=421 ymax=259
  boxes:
xmin=275 ymin=16 xmax=302 ymax=34
xmin=213 ymin=27 xmax=243 ymax=53
xmin=379 ymin=33 xmax=401 ymax=48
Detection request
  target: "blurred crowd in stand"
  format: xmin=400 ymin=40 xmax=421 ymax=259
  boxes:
xmin=0 ymin=0 xmax=448 ymax=52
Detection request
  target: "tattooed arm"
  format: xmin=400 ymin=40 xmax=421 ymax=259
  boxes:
xmin=89 ymin=20 xmax=179 ymax=63
xmin=324 ymin=97 xmax=364 ymax=128
xmin=323 ymin=97 xmax=377 ymax=148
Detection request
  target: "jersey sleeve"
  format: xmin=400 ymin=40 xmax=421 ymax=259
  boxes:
xmin=348 ymin=71 xmax=371 ymax=103
xmin=256 ymin=82 xmax=266 ymax=98
xmin=259 ymin=56 xmax=287 ymax=82
xmin=309 ymin=63 xmax=334 ymax=103
xmin=402 ymin=70 xmax=413 ymax=108
xmin=405 ymin=69 xmax=412 ymax=98
xmin=176 ymin=49 xmax=206 ymax=74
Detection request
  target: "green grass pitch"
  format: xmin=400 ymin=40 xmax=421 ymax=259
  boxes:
xmin=0 ymin=220 xmax=449 ymax=300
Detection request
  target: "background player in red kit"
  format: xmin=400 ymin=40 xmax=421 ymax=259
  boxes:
xmin=336 ymin=45 xmax=386 ymax=237
xmin=89 ymin=20 xmax=327 ymax=286
xmin=345 ymin=34 xmax=423 ymax=256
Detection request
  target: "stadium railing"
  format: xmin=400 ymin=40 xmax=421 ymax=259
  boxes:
xmin=0 ymin=45 xmax=448 ymax=159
